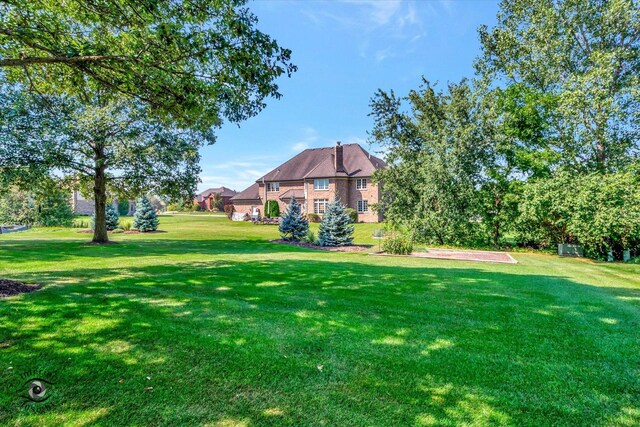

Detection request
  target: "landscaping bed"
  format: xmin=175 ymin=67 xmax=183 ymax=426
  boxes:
xmin=374 ymin=248 xmax=517 ymax=263
xmin=0 ymin=279 xmax=41 ymax=298
xmin=271 ymin=239 xmax=371 ymax=252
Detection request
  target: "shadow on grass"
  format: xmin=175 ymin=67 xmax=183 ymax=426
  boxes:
xmin=0 ymin=254 xmax=639 ymax=426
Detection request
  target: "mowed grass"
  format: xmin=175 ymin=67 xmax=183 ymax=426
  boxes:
xmin=0 ymin=216 xmax=639 ymax=426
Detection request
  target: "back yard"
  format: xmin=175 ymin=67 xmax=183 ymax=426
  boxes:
xmin=0 ymin=215 xmax=639 ymax=426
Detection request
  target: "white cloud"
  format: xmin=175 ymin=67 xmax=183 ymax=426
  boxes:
xmin=290 ymin=127 xmax=320 ymax=152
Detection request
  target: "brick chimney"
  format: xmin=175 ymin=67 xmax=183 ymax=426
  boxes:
xmin=334 ymin=141 xmax=345 ymax=173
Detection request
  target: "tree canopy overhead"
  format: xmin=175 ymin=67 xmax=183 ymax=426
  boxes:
xmin=0 ymin=0 xmax=297 ymax=130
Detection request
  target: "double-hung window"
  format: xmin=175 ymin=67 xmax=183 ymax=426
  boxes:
xmin=314 ymin=178 xmax=329 ymax=191
xmin=314 ymin=199 xmax=329 ymax=214
xmin=356 ymin=178 xmax=367 ymax=190
xmin=357 ymin=200 xmax=369 ymax=213
xmin=267 ymin=182 xmax=280 ymax=192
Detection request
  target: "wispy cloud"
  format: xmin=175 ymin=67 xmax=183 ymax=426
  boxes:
xmin=290 ymin=127 xmax=320 ymax=152
xmin=300 ymin=0 xmax=442 ymax=63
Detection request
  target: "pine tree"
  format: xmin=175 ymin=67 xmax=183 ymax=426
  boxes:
xmin=133 ymin=196 xmax=159 ymax=232
xmin=92 ymin=204 xmax=119 ymax=231
xmin=318 ymin=200 xmax=354 ymax=246
xmin=279 ymin=197 xmax=309 ymax=241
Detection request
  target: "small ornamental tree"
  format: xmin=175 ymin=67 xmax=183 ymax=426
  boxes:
xmin=318 ymin=200 xmax=354 ymax=247
xmin=279 ymin=197 xmax=309 ymax=241
xmin=133 ymin=196 xmax=159 ymax=232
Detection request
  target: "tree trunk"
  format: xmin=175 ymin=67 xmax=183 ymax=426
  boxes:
xmin=92 ymin=163 xmax=109 ymax=244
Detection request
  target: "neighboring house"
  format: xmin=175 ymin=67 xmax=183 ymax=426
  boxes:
xmin=194 ymin=187 xmax=237 ymax=211
xmin=70 ymin=191 xmax=136 ymax=215
xmin=231 ymin=142 xmax=386 ymax=222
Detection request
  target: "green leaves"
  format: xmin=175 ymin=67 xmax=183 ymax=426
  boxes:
xmin=0 ymin=0 xmax=297 ymax=131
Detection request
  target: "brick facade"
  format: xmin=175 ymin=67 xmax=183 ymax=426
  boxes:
xmin=231 ymin=143 xmax=386 ymax=223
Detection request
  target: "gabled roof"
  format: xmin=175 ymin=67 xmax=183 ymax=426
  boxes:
xmin=279 ymin=189 xmax=305 ymax=201
xmin=195 ymin=186 xmax=237 ymax=202
xmin=258 ymin=143 xmax=386 ymax=182
xmin=230 ymin=183 xmax=260 ymax=201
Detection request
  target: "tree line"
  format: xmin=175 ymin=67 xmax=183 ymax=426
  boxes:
xmin=369 ymin=0 xmax=640 ymax=260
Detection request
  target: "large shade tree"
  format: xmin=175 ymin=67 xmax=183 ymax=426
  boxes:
xmin=477 ymin=0 xmax=640 ymax=172
xmin=0 ymin=0 xmax=296 ymax=243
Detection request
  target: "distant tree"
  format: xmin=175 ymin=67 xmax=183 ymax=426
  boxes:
xmin=133 ymin=196 xmax=159 ymax=232
xmin=117 ymin=200 xmax=130 ymax=217
xmin=318 ymin=200 xmax=354 ymax=247
xmin=279 ymin=197 xmax=308 ymax=241
xmin=264 ymin=200 xmax=280 ymax=218
xmin=0 ymin=182 xmax=73 ymax=227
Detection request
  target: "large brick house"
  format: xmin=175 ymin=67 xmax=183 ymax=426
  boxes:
xmin=194 ymin=187 xmax=237 ymax=211
xmin=231 ymin=142 xmax=386 ymax=222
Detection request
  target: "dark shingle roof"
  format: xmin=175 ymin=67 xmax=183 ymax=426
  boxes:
xmin=258 ymin=143 xmax=386 ymax=182
xmin=230 ymin=183 xmax=260 ymax=201
xmin=196 ymin=187 xmax=237 ymax=202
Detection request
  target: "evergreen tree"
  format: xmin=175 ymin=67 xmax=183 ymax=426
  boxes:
xmin=133 ymin=196 xmax=159 ymax=232
xmin=92 ymin=204 xmax=119 ymax=231
xmin=318 ymin=200 xmax=354 ymax=247
xmin=279 ymin=197 xmax=309 ymax=242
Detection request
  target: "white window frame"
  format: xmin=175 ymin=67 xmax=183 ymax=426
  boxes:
xmin=267 ymin=182 xmax=280 ymax=192
xmin=356 ymin=178 xmax=367 ymax=190
xmin=314 ymin=199 xmax=329 ymax=214
xmin=314 ymin=178 xmax=329 ymax=191
xmin=357 ymin=200 xmax=369 ymax=213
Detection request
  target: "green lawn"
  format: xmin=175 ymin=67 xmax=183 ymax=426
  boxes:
xmin=0 ymin=215 xmax=639 ymax=426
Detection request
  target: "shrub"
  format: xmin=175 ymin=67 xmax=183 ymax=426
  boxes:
xmin=194 ymin=203 xmax=203 ymax=212
xmin=224 ymin=204 xmax=235 ymax=219
xmin=307 ymin=213 xmax=321 ymax=223
xmin=72 ymin=218 xmax=90 ymax=229
xmin=345 ymin=208 xmax=358 ymax=223
xmin=112 ymin=228 xmax=124 ymax=234
xmin=303 ymin=230 xmax=317 ymax=244
xmin=318 ymin=200 xmax=354 ymax=246
xmin=382 ymin=233 xmax=413 ymax=255
xmin=279 ymin=197 xmax=309 ymax=241
xmin=120 ymin=220 xmax=132 ymax=231
xmin=133 ymin=196 xmax=159 ymax=232
xmin=264 ymin=200 xmax=280 ymax=218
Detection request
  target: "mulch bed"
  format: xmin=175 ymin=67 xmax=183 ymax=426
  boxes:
xmin=271 ymin=239 xmax=372 ymax=252
xmin=0 ymin=279 xmax=42 ymax=298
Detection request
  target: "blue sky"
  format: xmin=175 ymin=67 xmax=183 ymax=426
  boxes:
xmin=198 ymin=0 xmax=499 ymax=193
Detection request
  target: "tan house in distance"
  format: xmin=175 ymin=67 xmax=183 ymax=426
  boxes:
xmin=231 ymin=142 xmax=386 ymax=222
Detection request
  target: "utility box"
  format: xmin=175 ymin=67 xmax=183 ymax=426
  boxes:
xmin=623 ymin=249 xmax=631 ymax=262
xmin=558 ymin=244 xmax=584 ymax=257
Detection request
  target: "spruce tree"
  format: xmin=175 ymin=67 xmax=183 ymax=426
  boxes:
xmin=92 ymin=204 xmax=119 ymax=231
xmin=318 ymin=200 xmax=354 ymax=246
xmin=133 ymin=196 xmax=159 ymax=232
xmin=279 ymin=197 xmax=309 ymax=241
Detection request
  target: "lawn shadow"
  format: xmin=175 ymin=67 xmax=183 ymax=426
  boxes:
xmin=0 ymin=256 xmax=639 ymax=425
